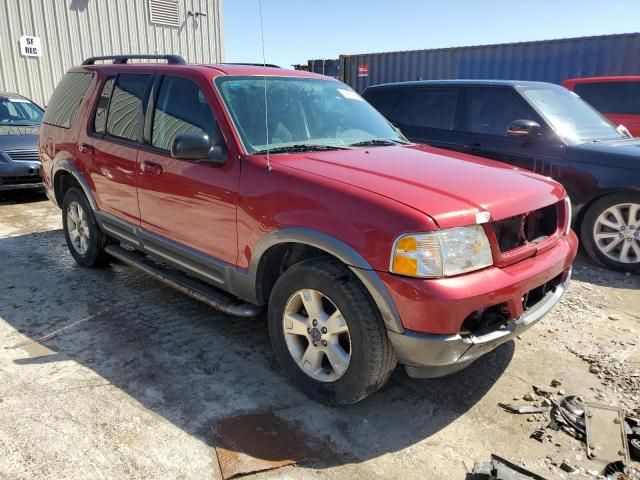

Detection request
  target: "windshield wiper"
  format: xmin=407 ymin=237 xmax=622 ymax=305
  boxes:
xmin=253 ymin=144 xmax=350 ymax=155
xmin=348 ymin=138 xmax=407 ymax=147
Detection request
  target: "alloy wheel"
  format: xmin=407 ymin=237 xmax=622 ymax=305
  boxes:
xmin=282 ymin=288 xmax=352 ymax=382
xmin=67 ymin=201 xmax=90 ymax=255
xmin=593 ymin=202 xmax=640 ymax=264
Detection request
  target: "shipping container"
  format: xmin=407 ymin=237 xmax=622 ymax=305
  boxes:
xmin=339 ymin=33 xmax=640 ymax=93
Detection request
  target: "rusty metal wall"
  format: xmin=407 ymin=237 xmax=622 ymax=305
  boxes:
xmin=339 ymin=33 xmax=640 ymax=93
xmin=0 ymin=0 xmax=224 ymax=106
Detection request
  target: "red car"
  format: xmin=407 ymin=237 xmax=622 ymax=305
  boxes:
xmin=40 ymin=55 xmax=577 ymax=404
xmin=563 ymin=76 xmax=640 ymax=137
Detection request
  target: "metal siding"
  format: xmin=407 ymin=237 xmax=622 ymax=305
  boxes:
xmin=0 ymin=0 xmax=223 ymax=106
xmin=339 ymin=33 xmax=640 ymax=92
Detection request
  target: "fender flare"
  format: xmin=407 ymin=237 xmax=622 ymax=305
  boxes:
xmin=52 ymin=159 xmax=98 ymax=211
xmin=247 ymin=227 xmax=404 ymax=333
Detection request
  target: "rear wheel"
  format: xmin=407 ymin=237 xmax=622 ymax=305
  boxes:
xmin=268 ymin=259 xmax=396 ymax=405
xmin=581 ymin=193 xmax=640 ymax=272
xmin=62 ymin=187 xmax=110 ymax=267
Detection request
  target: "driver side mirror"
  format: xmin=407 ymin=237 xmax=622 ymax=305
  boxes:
xmin=171 ymin=132 xmax=227 ymax=165
xmin=507 ymin=119 xmax=541 ymax=139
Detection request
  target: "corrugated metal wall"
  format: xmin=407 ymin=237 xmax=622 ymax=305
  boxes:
xmin=0 ymin=0 xmax=224 ymax=106
xmin=340 ymin=33 xmax=640 ymax=93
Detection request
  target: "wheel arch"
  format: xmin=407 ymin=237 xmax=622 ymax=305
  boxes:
xmin=574 ymin=187 xmax=639 ymax=231
xmin=52 ymin=160 xmax=98 ymax=211
xmin=249 ymin=228 xmax=404 ymax=333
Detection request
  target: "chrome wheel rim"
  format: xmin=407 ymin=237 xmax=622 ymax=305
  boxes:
xmin=593 ymin=202 xmax=640 ymax=264
xmin=67 ymin=201 xmax=90 ymax=255
xmin=282 ymin=289 xmax=351 ymax=382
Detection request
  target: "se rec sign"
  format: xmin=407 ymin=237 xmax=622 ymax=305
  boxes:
xmin=20 ymin=36 xmax=42 ymax=57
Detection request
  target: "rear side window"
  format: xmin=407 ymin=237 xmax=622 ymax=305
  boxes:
xmin=43 ymin=72 xmax=93 ymax=128
xmin=106 ymin=74 xmax=151 ymax=142
xmin=466 ymin=87 xmax=536 ymax=136
xmin=364 ymin=88 xmax=403 ymax=118
xmin=93 ymin=77 xmax=115 ymax=134
xmin=151 ymin=75 xmax=219 ymax=151
xmin=574 ymin=81 xmax=640 ymax=115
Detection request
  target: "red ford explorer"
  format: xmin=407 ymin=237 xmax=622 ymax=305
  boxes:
xmin=39 ymin=55 xmax=578 ymax=404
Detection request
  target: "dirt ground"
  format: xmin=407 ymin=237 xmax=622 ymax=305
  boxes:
xmin=0 ymin=191 xmax=638 ymax=480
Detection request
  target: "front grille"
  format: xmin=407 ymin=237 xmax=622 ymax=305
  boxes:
xmin=492 ymin=203 xmax=559 ymax=253
xmin=5 ymin=149 xmax=39 ymax=162
xmin=1 ymin=175 xmax=41 ymax=186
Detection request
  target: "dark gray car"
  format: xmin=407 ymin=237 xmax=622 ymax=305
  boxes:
xmin=0 ymin=93 xmax=44 ymax=191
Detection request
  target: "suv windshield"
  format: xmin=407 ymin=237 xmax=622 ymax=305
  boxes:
xmin=518 ymin=85 xmax=623 ymax=144
xmin=216 ymin=76 xmax=407 ymax=153
xmin=0 ymin=97 xmax=43 ymax=126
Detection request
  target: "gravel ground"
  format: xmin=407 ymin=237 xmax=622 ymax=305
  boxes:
xmin=0 ymin=191 xmax=638 ymax=480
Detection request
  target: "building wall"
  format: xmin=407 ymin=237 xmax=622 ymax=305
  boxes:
xmin=0 ymin=0 xmax=224 ymax=106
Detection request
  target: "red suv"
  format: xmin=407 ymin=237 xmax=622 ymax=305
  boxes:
xmin=563 ymin=76 xmax=640 ymax=137
xmin=40 ymin=55 xmax=577 ymax=404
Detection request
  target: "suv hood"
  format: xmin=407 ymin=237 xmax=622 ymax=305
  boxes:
xmin=570 ymin=137 xmax=640 ymax=169
xmin=0 ymin=125 xmax=39 ymax=151
xmin=274 ymin=144 xmax=564 ymax=229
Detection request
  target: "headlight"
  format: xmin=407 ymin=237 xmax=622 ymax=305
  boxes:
xmin=390 ymin=225 xmax=493 ymax=278
xmin=564 ymin=196 xmax=572 ymax=235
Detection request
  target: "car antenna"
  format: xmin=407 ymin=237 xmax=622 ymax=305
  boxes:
xmin=258 ymin=0 xmax=271 ymax=173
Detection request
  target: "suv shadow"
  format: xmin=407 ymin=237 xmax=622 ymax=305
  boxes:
xmin=1 ymin=229 xmax=513 ymax=468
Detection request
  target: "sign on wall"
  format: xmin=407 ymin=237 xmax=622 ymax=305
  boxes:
xmin=357 ymin=64 xmax=369 ymax=77
xmin=20 ymin=36 xmax=42 ymax=57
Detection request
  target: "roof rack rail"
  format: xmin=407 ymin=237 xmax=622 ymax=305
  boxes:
xmin=82 ymin=54 xmax=186 ymax=65
xmin=221 ymin=62 xmax=280 ymax=68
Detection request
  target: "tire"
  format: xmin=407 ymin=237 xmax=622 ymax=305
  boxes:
xmin=61 ymin=187 xmax=110 ymax=267
xmin=580 ymin=192 xmax=640 ymax=273
xmin=268 ymin=259 xmax=396 ymax=405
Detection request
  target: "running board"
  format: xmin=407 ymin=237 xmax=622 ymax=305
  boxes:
xmin=104 ymin=245 xmax=261 ymax=317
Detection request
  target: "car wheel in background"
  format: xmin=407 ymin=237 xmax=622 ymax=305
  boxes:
xmin=581 ymin=192 xmax=640 ymax=272
xmin=62 ymin=187 xmax=110 ymax=267
xmin=268 ymin=259 xmax=396 ymax=405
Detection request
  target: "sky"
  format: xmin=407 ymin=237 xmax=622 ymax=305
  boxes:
xmin=224 ymin=0 xmax=640 ymax=69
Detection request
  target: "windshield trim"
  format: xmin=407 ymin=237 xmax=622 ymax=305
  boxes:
xmin=213 ymin=75 xmax=406 ymax=155
xmin=515 ymin=84 xmax=622 ymax=145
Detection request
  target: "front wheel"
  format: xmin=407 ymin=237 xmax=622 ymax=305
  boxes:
xmin=581 ymin=193 xmax=640 ymax=272
xmin=268 ymin=259 xmax=396 ymax=405
xmin=62 ymin=187 xmax=110 ymax=267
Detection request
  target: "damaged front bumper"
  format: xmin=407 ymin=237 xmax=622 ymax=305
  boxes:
xmin=388 ymin=268 xmax=571 ymax=379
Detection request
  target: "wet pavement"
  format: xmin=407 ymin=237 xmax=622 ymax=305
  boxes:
xmin=0 ymin=194 xmax=638 ymax=479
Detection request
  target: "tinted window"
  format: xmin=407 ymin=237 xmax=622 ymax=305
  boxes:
xmin=42 ymin=72 xmax=92 ymax=128
xmin=574 ymin=81 xmax=640 ymax=115
xmin=364 ymin=88 xmax=402 ymax=118
xmin=466 ymin=87 xmax=535 ymax=136
xmin=152 ymin=76 xmax=219 ymax=151
xmin=393 ymin=88 xmax=458 ymax=130
xmin=93 ymin=77 xmax=115 ymax=135
xmin=106 ymin=74 xmax=150 ymax=142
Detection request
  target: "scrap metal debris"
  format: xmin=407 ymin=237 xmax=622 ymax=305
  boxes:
xmin=470 ymin=454 xmax=547 ymax=480
xmin=208 ymin=411 xmax=332 ymax=479
xmin=499 ymin=403 xmax=550 ymax=415
xmin=584 ymin=402 xmax=630 ymax=466
xmin=530 ymin=428 xmax=545 ymax=442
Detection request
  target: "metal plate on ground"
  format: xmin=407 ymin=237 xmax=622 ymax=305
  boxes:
xmin=584 ymin=402 xmax=630 ymax=466
xmin=208 ymin=411 xmax=330 ymax=479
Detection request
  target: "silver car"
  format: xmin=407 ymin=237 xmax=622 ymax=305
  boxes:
xmin=0 ymin=93 xmax=44 ymax=191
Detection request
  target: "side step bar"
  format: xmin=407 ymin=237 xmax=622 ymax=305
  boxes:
xmin=105 ymin=245 xmax=261 ymax=317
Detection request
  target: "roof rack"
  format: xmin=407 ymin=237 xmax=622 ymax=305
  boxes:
xmin=82 ymin=54 xmax=186 ymax=65
xmin=221 ymin=62 xmax=281 ymax=68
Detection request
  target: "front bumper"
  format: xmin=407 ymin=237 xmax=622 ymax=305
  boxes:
xmin=388 ymin=268 xmax=570 ymax=378
xmin=0 ymin=153 xmax=42 ymax=191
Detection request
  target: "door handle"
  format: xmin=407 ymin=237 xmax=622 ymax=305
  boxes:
xmin=141 ymin=160 xmax=163 ymax=176
xmin=79 ymin=143 xmax=94 ymax=154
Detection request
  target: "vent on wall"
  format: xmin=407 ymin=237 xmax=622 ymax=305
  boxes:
xmin=149 ymin=0 xmax=180 ymax=27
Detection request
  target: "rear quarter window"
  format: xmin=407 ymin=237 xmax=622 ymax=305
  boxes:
xmin=574 ymin=81 xmax=640 ymax=115
xmin=43 ymin=72 xmax=93 ymax=128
